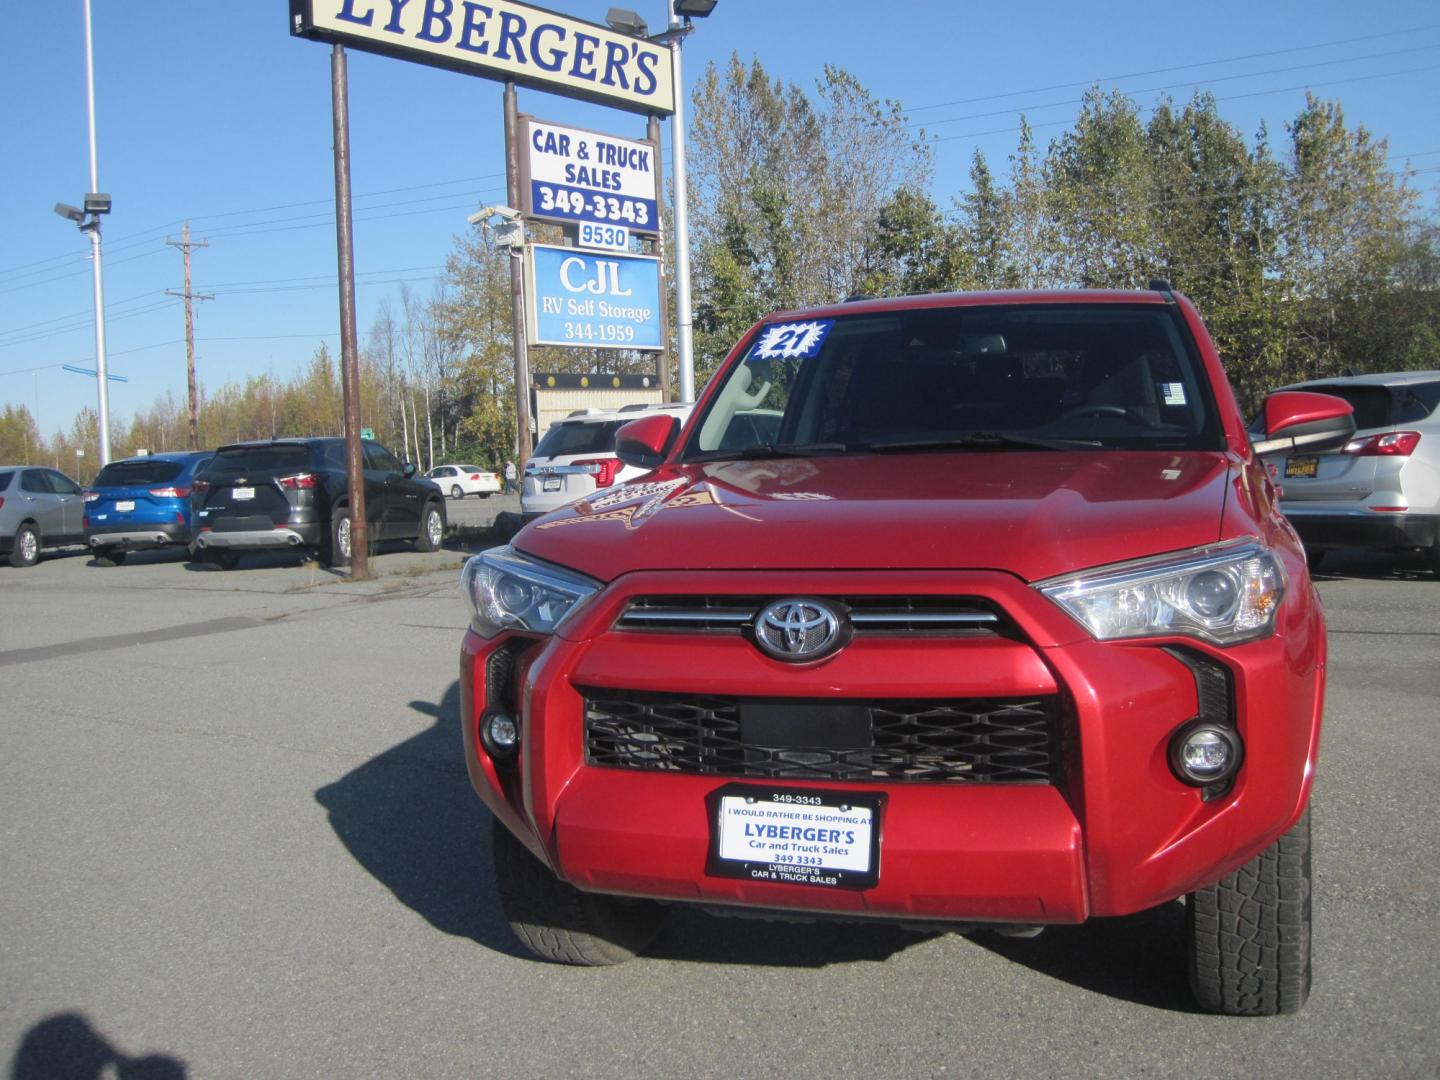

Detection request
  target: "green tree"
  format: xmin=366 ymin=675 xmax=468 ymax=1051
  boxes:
xmin=0 ymin=404 xmax=44 ymax=464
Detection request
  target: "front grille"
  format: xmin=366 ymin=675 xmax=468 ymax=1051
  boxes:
xmin=583 ymin=689 xmax=1061 ymax=784
xmin=617 ymin=595 xmax=1003 ymax=636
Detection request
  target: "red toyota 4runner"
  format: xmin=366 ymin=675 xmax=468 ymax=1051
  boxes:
xmin=459 ymin=288 xmax=1355 ymax=1015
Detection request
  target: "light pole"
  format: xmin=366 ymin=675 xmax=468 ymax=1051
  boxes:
xmin=666 ymin=1 xmax=715 ymax=403
xmin=53 ymin=0 xmax=113 ymax=465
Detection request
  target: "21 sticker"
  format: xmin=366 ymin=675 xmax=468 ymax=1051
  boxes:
xmin=751 ymin=320 xmax=834 ymax=360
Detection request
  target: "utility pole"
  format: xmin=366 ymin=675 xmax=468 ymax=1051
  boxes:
xmin=503 ymin=81 xmax=533 ymax=471
xmin=166 ymin=222 xmax=212 ymax=450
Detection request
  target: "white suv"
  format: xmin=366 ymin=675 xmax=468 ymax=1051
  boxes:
xmin=521 ymin=403 xmax=693 ymax=519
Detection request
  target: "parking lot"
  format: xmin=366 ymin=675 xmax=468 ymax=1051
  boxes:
xmin=2 ymin=527 xmax=1437 ymax=1078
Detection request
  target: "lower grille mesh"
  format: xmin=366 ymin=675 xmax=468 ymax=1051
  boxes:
xmin=583 ymin=690 xmax=1061 ymax=784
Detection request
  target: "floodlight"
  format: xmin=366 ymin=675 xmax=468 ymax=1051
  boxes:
xmin=605 ymin=7 xmax=648 ymax=36
xmin=84 ymin=192 xmax=112 ymax=214
xmin=673 ymin=0 xmax=717 ymax=17
xmin=54 ymin=202 xmax=85 ymax=223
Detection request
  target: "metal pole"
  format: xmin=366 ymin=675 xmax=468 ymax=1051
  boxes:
xmin=648 ymin=113 xmax=671 ymax=404
xmin=667 ymin=9 xmax=695 ymax=404
xmin=503 ymin=81 xmax=533 ymax=470
xmin=83 ymin=0 xmax=111 ymax=465
xmin=331 ymin=43 xmax=371 ymax=579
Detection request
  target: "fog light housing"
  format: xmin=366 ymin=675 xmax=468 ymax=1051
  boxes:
xmin=1169 ymin=722 xmax=1243 ymax=786
xmin=481 ymin=710 xmax=519 ymax=758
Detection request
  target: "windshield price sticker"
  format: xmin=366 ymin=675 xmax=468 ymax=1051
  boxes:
xmin=523 ymin=118 xmax=659 ymax=234
xmin=709 ymin=787 xmax=881 ymax=890
xmin=751 ymin=320 xmax=834 ymax=360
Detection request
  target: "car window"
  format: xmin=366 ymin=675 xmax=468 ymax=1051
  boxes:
xmin=0 ymin=471 xmax=13 ymax=491
xmin=46 ymin=471 xmax=82 ymax=495
xmin=94 ymin=460 xmax=184 ymax=486
xmin=534 ymin=420 xmax=626 ymax=457
xmin=689 ymin=304 xmax=1222 ymax=456
xmin=1396 ymin=381 xmax=1440 ymax=423
xmin=364 ymin=443 xmax=404 ymax=473
xmin=20 ymin=470 xmax=52 ymax=494
xmin=209 ymin=445 xmax=313 ymax=476
xmin=430 ymin=466 xmax=453 ymax=478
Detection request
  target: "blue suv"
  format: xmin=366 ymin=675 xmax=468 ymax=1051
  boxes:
xmin=84 ymin=451 xmax=213 ymax=565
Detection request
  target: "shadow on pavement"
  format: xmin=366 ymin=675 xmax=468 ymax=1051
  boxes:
xmin=9 ymin=1012 xmax=186 ymax=1079
xmin=314 ymin=681 xmax=528 ymax=958
xmin=967 ymin=900 xmax=1202 ymax=1012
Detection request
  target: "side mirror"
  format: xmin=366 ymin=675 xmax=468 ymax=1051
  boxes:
xmin=1251 ymin=391 xmax=1356 ymax=457
xmin=615 ymin=414 xmax=679 ymax=470
xmin=403 ymin=462 xmax=417 ymax=478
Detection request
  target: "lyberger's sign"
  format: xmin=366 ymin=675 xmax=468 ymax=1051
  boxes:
xmin=290 ymin=0 xmax=675 ymax=115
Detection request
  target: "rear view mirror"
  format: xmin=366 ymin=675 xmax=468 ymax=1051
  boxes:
xmin=614 ymin=414 xmax=679 ymax=470
xmin=1251 ymin=391 xmax=1356 ymax=457
xmin=403 ymin=462 xmax=417 ymax=478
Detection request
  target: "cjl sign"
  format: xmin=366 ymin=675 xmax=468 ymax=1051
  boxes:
xmin=525 ymin=244 xmax=662 ymax=351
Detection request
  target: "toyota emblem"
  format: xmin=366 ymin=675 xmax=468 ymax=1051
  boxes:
xmin=753 ymin=599 xmax=846 ymax=661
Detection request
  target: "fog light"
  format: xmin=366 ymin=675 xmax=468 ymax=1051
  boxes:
xmin=1169 ymin=722 xmax=1243 ymax=786
xmin=481 ymin=710 xmax=519 ymax=758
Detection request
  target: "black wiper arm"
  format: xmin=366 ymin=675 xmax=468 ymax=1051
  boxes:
xmin=868 ymin=431 xmax=1105 ymax=452
xmin=686 ymin=442 xmax=854 ymax=462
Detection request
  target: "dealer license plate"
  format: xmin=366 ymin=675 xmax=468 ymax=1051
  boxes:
xmin=543 ymin=477 xmax=562 ymax=492
xmin=115 ymin=500 xmax=135 ymax=512
xmin=708 ymin=786 xmax=881 ymax=890
xmin=1285 ymin=457 xmax=1319 ymax=479
xmin=232 ymin=486 xmax=255 ymax=501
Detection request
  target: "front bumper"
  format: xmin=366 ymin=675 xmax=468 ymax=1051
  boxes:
xmin=1281 ymin=507 xmax=1439 ymax=553
xmin=461 ymin=567 xmax=1325 ymax=925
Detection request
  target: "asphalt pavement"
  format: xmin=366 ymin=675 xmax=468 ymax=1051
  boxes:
xmin=1 ymin=535 xmax=1436 ymax=1078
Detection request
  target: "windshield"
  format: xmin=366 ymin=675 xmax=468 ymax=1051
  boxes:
xmin=686 ymin=304 xmax=1223 ymax=459
xmin=534 ymin=420 xmax=626 ymax=459
xmin=210 ymin=445 xmax=313 ymax=476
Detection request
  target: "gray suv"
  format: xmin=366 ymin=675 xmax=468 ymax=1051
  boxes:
xmin=1257 ymin=371 xmax=1440 ymax=573
xmin=0 ymin=466 xmax=86 ymax=567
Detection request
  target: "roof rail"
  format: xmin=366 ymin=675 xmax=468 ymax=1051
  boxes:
xmin=842 ymin=293 xmax=876 ymax=303
xmin=1148 ymin=278 xmax=1174 ymax=293
xmin=617 ymin=403 xmax=653 ymax=413
xmin=565 ymin=407 xmax=605 ymax=418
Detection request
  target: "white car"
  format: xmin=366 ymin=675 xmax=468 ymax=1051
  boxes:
xmin=426 ymin=464 xmax=502 ymax=499
xmin=522 ymin=403 xmax=694 ymax=519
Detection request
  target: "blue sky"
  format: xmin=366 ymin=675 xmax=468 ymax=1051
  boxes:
xmin=3 ymin=1 xmax=1438 ymax=439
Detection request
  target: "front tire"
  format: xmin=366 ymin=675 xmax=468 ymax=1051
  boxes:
xmin=201 ymin=548 xmax=238 ymax=570
xmin=9 ymin=524 xmax=40 ymax=567
xmin=491 ymin=818 xmax=666 ymax=965
xmin=1186 ymin=808 xmax=1312 ymax=1016
xmin=93 ymin=549 xmax=128 ymax=566
xmin=414 ymin=502 xmax=444 ymax=552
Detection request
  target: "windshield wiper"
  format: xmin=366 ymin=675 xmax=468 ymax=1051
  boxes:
xmin=867 ymin=431 xmax=1106 ymax=452
xmin=686 ymin=442 xmax=854 ymax=462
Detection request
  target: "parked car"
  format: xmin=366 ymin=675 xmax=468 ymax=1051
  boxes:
xmin=190 ymin=437 xmax=446 ymax=569
xmin=1255 ymin=370 xmax=1440 ymax=574
xmin=459 ymin=286 xmax=1356 ymax=1016
xmin=0 ymin=465 xmax=86 ymax=567
xmin=84 ymin=451 xmax=213 ymax=565
xmin=521 ymin=403 xmax=694 ymax=519
xmin=426 ymin=463 xmax=501 ymax=499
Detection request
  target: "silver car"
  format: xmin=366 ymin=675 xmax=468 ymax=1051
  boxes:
xmin=0 ymin=465 xmax=87 ymax=567
xmin=1258 ymin=371 xmax=1440 ymax=574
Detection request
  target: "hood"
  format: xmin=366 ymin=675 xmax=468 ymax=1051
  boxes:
xmin=516 ymin=451 xmax=1234 ymax=583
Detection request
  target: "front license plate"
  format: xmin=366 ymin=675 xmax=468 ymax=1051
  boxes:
xmin=1285 ymin=457 xmax=1319 ymax=479
xmin=708 ymin=785 xmax=882 ymax=890
xmin=542 ymin=478 xmax=562 ymax=492
xmin=115 ymin=500 xmax=135 ymax=512
xmin=232 ymin=486 xmax=255 ymax=501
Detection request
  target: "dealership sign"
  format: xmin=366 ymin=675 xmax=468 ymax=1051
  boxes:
xmin=525 ymin=244 xmax=662 ymax=350
xmin=520 ymin=117 xmax=659 ymax=235
xmin=290 ymin=0 xmax=675 ymax=115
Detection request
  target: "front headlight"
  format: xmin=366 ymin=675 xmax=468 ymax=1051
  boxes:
xmin=1036 ymin=539 xmax=1287 ymax=646
xmin=460 ymin=546 xmax=600 ymax=637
